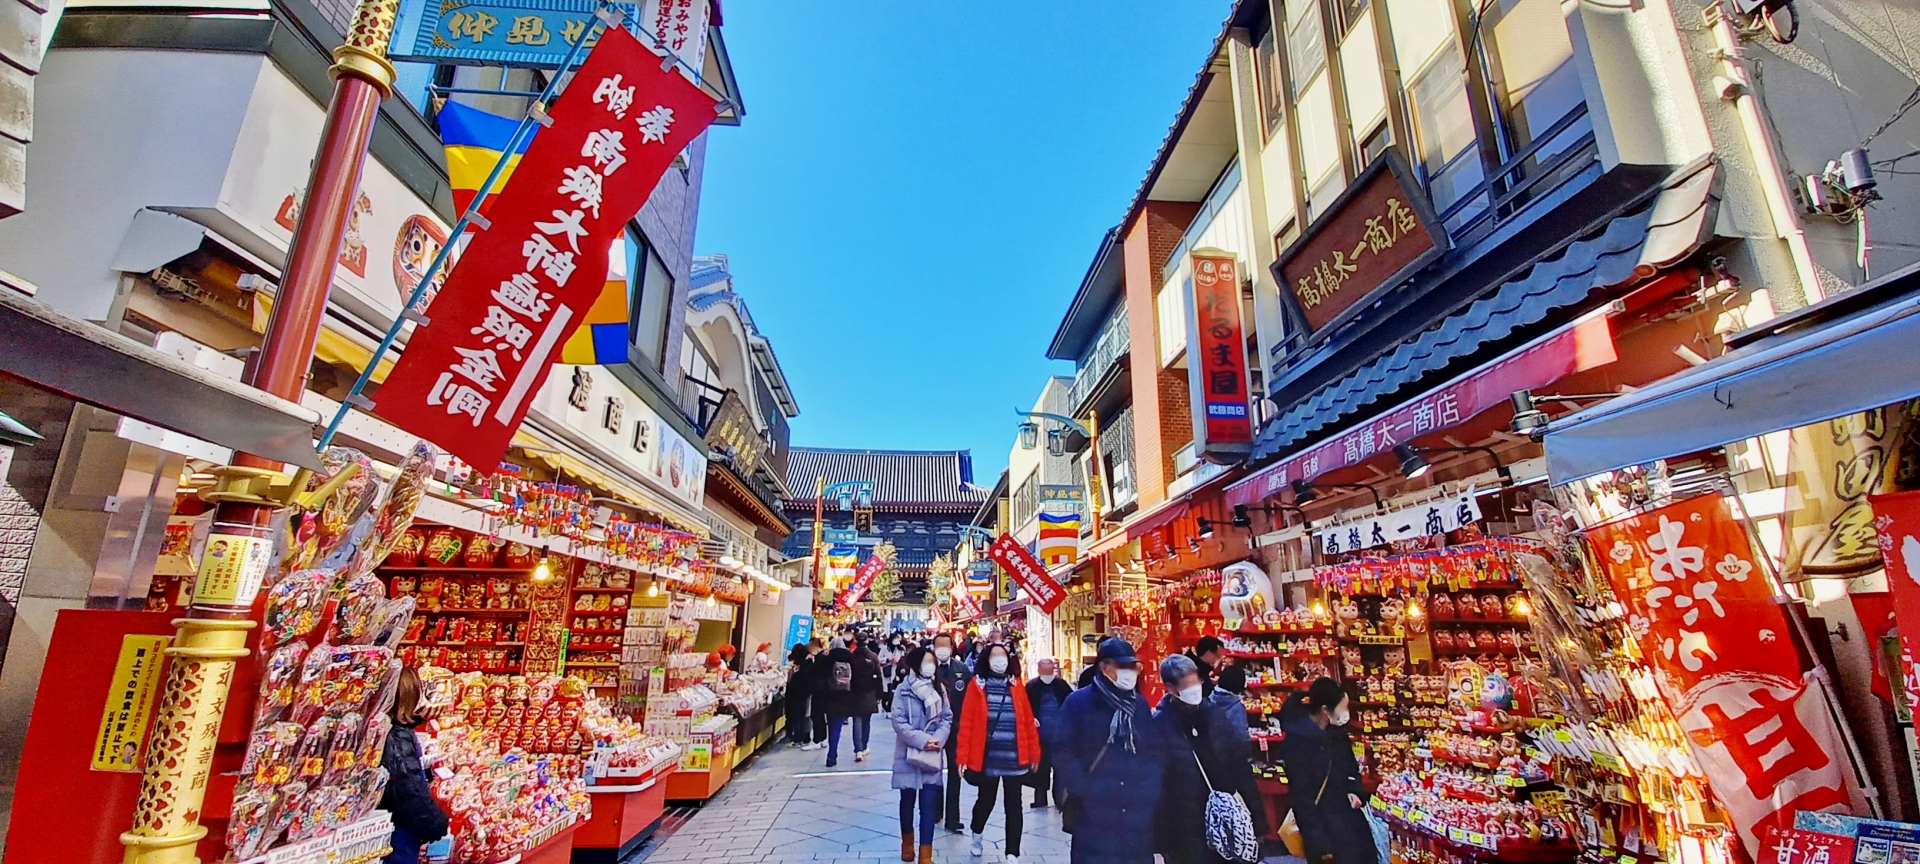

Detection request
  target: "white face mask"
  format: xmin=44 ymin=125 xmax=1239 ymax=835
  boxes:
xmin=990 ymin=655 xmax=1008 ymax=675
xmin=921 ymin=662 xmax=937 ymax=678
xmin=1330 ymin=705 xmax=1351 ymax=726
xmin=1040 ymin=674 xmax=1056 ymax=683
xmin=1177 ymin=684 xmax=1205 ymax=705
xmin=934 ymin=647 xmax=952 ymax=662
xmin=1112 ymin=668 xmax=1139 ymax=691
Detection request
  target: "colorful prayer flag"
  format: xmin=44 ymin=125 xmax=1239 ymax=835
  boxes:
xmin=436 ymin=100 xmax=535 ymax=219
xmin=558 ymin=237 xmax=630 ymax=365
xmin=1036 ymin=511 xmax=1080 ymax=565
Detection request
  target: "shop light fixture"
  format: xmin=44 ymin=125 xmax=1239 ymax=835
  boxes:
xmin=1293 ymin=478 xmax=1383 ymax=509
xmin=1187 ymin=537 xmax=1201 ymax=553
xmin=647 ymin=582 xmax=659 ymax=597
xmin=1196 ymin=517 xmax=1215 ymax=539
xmin=1046 ymin=428 xmax=1066 ymax=457
xmin=1290 ymin=479 xmax=1318 ymax=505
xmin=532 ymin=558 xmax=552 ymax=582
xmin=1508 ymin=388 xmax=1623 ymax=440
xmin=1393 ymin=444 xmax=1432 ymax=479
xmin=1018 ymin=420 xmax=1040 ymax=450
xmin=1396 ymin=443 xmax=1512 ymax=484
xmin=1513 ymin=595 xmax=1532 ymax=617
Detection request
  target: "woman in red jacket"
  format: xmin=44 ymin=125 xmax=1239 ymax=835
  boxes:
xmin=956 ymin=643 xmax=1041 ymax=864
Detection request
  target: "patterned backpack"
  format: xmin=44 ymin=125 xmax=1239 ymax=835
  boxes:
xmin=1192 ymin=751 xmax=1260 ymax=863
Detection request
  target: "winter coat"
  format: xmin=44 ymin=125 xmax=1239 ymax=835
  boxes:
xmin=1152 ymin=691 xmax=1270 ymax=859
xmin=824 ymin=647 xmax=883 ymax=716
xmin=1026 ymin=676 xmax=1073 ymax=744
xmin=956 ymin=673 xmax=1040 ymax=774
xmin=1275 ymin=715 xmax=1377 ymax=864
xmin=891 ymin=675 xmax=952 ymax=790
xmin=378 ymin=721 xmax=448 ymax=842
xmin=932 ymin=656 xmax=972 ymax=743
xmin=787 ymin=649 xmax=814 ymax=698
xmin=1053 ymin=684 xmax=1165 ymax=864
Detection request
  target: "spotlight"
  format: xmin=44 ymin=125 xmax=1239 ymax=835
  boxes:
xmin=532 ymin=558 xmax=552 ymax=582
xmin=1188 ymin=537 xmax=1201 ymax=553
xmin=1394 ymin=444 xmax=1431 ymax=479
xmin=1197 ymin=517 xmax=1215 ymax=539
xmin=1509 ymin=390 xmax=1550 ymax=438
xmin=647 ymin=582 xmax=659 ymax=597
xmin=1290 ymin=478 xmax=1318 ymax=505
xmin=1231 ymin=505 xmax=1252 ymax=529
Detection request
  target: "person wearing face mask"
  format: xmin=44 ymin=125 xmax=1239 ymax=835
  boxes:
xmin=1023 ymin=659 xmax=1071 ymax=808
xmin=955 ymin=643 xmax=1041 ymax=864
xmin=1151 ymin=655 xmax=1267 ymax=864
xmin=928 ymin=632 xmax=972 ymax=832
xmin=892 ymin=646 xmax=952 ymax=864
xmin=1275 ymin=677 xmax=1375 ymax=864
xmin=1053 ymin=637 xmax=1163 ymax=864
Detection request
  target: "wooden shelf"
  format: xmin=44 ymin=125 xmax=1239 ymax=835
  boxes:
xmin=566 ymin=661 xmax=621 ymax=668
xmin=417 ymin=607 xmax=531 ymax=616
xmin=567 ymin=628 xmax=625 ymax=635
xmin=382 ymin=566 xmax=533 ymax=573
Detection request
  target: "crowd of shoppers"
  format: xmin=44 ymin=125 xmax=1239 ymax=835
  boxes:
xmin=778 ymin=628 xmax=1379 ymax=864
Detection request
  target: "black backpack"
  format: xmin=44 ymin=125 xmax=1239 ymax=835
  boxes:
xmin=830 ymin=660 xmax=853 ymax=692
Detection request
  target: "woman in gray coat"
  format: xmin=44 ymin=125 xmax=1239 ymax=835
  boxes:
xmin=893 ymin=646 xmax=952 ymax=864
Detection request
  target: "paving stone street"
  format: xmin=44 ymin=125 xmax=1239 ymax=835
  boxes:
xmin=631 ymin=719 xmax=1073 ymax=864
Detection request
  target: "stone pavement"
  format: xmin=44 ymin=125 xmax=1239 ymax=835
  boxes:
xmin=631 ymin=716 xmax=1072 ymax=864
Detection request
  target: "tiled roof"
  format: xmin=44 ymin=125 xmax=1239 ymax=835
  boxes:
xmin=783 ymin=447 xmax=990 ymax=512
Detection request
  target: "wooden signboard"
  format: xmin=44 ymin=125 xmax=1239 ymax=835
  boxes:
xmin=1276 ymin=155 xmax=1447 ymax=334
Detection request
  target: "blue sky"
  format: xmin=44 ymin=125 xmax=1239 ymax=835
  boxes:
xmin=693 ymin=2 xmax=1228 ymax=482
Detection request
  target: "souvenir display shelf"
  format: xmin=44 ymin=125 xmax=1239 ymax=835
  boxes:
xmin=563 ymin=561 xmax=639 ymax=691
xmin=382 ymin=527 xmax=554 ymax=675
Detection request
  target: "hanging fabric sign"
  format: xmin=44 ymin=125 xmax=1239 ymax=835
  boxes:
xmin=1586 ymin=493 xmax=1854 ymax=854
xmin=376 ymin=26 xmax=720 ymax=469
xmin=1316 ymin=487 xmax=1482 ymax=554
xmin=987 ymin=533 xmax=1065 ymax=614
xmin=838 ymin=552 xmax=886 ymax=610
xmin=1869 ymin=490 xmax=1920 ymax=720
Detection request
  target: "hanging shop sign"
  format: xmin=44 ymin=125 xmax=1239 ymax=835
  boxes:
xmin=821 ymin=528 xmax=859 ymax=545
xmin=1869 ymin=490 xmax=1920 ymax=719
xmin=1038 ymin=485 xmax=1084 ymax=503
xmin=1185 ymin=249 xmax=1253 ymax=455
xmin=390 ymin=0 xmax=705 ymax=68
xmin=838 ymin=553 xmax=887 ymax=610
xmin=377 ymin=27 xmax=720 ymax=470
xmin=987 ymin=532 xmax=1065 ymax=614
xmin=1276 ymin=154 xmax=1447 ymax=334
xmin=785 ymin=614 xmax=813 ymax=649
xmin=1227 ymin=314 xmax=1615 ymax=507
xmin=703 ymin=389 xmax=768 ymax=477
xmin=1316 ymin=487 xmax=1484 ymax=554
xmin=1586 ymin=493 xmax=1853 ymax=854
xmin=1786 ymin=405 xmax=1916 ymax=580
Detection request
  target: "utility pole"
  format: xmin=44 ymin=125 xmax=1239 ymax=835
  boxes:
xmin=117 ymin=1 xmax=399 ymax=860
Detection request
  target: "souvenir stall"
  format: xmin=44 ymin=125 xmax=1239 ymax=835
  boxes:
xmin=572 ymin=694 xmax=683 ymax=863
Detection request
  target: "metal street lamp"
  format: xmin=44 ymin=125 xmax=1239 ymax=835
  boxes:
xmin=1015 ymin=409 xmax=1090 ymax=452
xmin=1018 ymin=420 xmax=1040 ymax=450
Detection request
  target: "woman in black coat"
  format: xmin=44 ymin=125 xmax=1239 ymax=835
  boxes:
xmin=822 ymin=637 xmax=884 ymax=766
xmin=1152 ymin=655 xmax=1268 ymax=864
xmin=786 ymin=643 xmax=815 ymax=746
xmin=1274 ymin=678 xmax=1376 ymax=864
xmin=380 ymin=667 xmax=448 ymax=864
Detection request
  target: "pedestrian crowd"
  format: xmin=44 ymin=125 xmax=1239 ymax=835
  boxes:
xmin=778 ymin=628 xmax=1380 ymax=864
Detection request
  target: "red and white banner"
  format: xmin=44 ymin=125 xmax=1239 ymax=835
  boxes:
xmin=1189 ymin=251 xmax=1252 ymax=452
xmin=1870 ymin=490 xmax=1920 ymax=717
xmin=986 ymin=533 xmax=1064 ymax=614
xmin=1587 ymin=494 xmax=1854 ymax=853
xmin=376 ymin=27 xmax=719 ymax=469
xmin=1226 ymin=314 xmax=1614 ymax=507
xmin=838 ymin=552 xmax=887 ymax=610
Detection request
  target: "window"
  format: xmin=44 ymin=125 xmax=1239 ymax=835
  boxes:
xmin=1254 ymin=17 xmax=1287 ymax=137
xmin=1332 ymin=0 xmax=1371 ymax=38
xmin=628 ymin=231 xmax=674 ymax=369
xmin=1359 ymin=123 xmax=1393 ymax=164
xmin=1286 ymin=0 xmax=1327 ymax=96
xmin=1156 ymin=278 xmax=1190 ymax=366
xmin=1478 ymin=0 xmax=1587 ymax=166
xmin=1406 ymin=44 xmax=1486 ymax=217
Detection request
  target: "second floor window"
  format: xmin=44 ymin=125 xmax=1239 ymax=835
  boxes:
xmin=1287 ymin=0 xmax=1328 ymax=98
xmin=1478 ymin=0 xmax=1588 ymax=170
xmin=1254 ymin=17 xmax=1287 ymax=138
xmin=1407 ymin=44 xmax=1485 ymax=220
xmin=628 ymin=232 xmax=674 ymax=371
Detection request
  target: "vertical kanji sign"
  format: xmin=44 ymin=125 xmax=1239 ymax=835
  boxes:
xmin=1869 ymin=490 xmax=1920 ymax=719
xmin=838 ymin=552 xmax=886 ymax=610
xmin=986 ymin=533 xmax=1064 ymax=614
xmin=376 ymin=25 xmax=719 ymax=468
xmin=1186 ymin=249 xmax=1252 ymax=457
xmin=1587 ymin=494 xmax=1854 ymax=854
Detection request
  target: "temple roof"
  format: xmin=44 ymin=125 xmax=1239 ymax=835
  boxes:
xmin=783 ymin=447 xmax=991 ymax=513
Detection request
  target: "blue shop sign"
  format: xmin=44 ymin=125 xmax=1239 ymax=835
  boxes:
xmin=390 ymin=0 xmax=641 ymax=68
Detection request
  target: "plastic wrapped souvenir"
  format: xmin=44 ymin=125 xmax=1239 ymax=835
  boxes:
xmin=328 ymin=571 xmax=388 ymax=644
xmin=261 ymin=569 xmax=329 ymax=650
xmin=256 ymin=642 xmax=311 ymax=726
xmin=424 ymin=528 xmax=464 ymax=567
xmin=310 ymin=448 xmax=379 ymax=564
xmin=360 ymin=442 xmax=435 ymax=570
xmin=245 ymin=721 xmax=305 ymax=786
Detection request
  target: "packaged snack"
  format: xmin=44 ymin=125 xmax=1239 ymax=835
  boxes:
xmin=295 ymin=716 xmax=336 ymax=780
xmin=284 ymin=783 xmax=342 ymax=842
xmin=310 ymin=449 xmax=379 ymax=564
xmin=367 ymin=596 xmax=416 ymax=650
xmin=290 ymin=644 xmax=334 ymax=726
xmin=244 ymin=721 xmax=305 ymax=787
xmin=328 ymin=571 xmax=388 ymax=644
xmin=361 ymin=442 xmax=435 ymax=570
xmin=366 ymin=657 xmax=404 ymax=719
xmin=261 ymin=570 xmax=329 ymax=650
xmin=357 ymin=713 xmax=392 ymax=768
xmin=255 ymin=642 xmax=311 ymax=726
xmin=326 ymin=711 xmax=364 ymax=781
xmin=226 ymin=789 xmax=278 ymax=860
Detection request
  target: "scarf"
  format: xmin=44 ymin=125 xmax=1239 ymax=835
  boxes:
xmin=909 ymin=674 xmax=947 ymax=718
xmin=1092 ymin=674 xmax=1140 ymax=753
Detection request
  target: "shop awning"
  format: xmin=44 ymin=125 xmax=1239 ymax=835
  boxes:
xmin=512 ymin=428 xmax=710 ymax=535
xmin=1127 ymin=468 xmax=1237 ymax=539
xmin=1542 ymin=262 xmax=1920 ymax=483
xmin=0 ymin=288 xmax=322 ymax=468
xmin=1249 ymin=159 xmax=1714 ymax=462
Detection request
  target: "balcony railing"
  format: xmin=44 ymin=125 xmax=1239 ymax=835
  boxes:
xmin=1067 ymin=302 xmax=1129 ymax=413
xmin=679 ymin=375 xmax=728 ymax=433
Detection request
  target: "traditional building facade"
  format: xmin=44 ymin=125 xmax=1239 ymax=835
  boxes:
xmin=781 ymin=447 xmax=990 ymax=606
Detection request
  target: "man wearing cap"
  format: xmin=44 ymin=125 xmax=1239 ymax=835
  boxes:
xmin=1052 ymin=637 xmax=1164 ymax=864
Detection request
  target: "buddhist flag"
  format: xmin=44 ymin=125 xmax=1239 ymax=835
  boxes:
xmin=559 ymin=236 xmax=630 ymax=365
xmin=825 ymin=547 xmax=858 ymax=586
xmin=1037 ymin=511 xmax=1080 ymax=566
xmin=437 ymin=101 xmax=534 ymax=218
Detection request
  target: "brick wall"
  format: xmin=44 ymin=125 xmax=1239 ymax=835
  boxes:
xmin=0 ymin=381 xmax=74 ymax=677
xmin=1121 ymin=201 xmax=1198 ymax=509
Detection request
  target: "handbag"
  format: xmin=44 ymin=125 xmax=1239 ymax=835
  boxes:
xmin=1279 ymin=749 xmax=1335 ymax=858
xmin=1059 ymin=741 xmax=1108 ymax=835
xmin=1191 ymin=751 xmax=1261 ymax=864
xmin=906 ymin=744 xmax=943 ymax=772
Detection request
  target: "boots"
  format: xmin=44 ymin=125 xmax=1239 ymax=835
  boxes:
xmin=901 ymin=829 xmax=914 ymax=862
xmin=919 ymin=844 xmax=935 ymax=864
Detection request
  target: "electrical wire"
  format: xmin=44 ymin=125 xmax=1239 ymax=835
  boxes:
xmin=1863 ymin=84 xmax=1920 ymax=148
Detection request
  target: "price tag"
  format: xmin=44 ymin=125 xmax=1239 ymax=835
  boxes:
xmin=1503 ymin=775 xmax=1527 ymax=787
xmin=1449 ymin=828 xmax=1469 ymax=843
xmin=1592 ymin=751 xmax=1626 ymax=774
xmin=1552 ymin=728 xmax=1574 ymax=742
xmin=1467 ymin=832 xmax=1489 ymax=848
xmin=434 ymin=766 xmax=454 ymax=779
xmin=1389 ymin=804 xmax=1406 ymax=819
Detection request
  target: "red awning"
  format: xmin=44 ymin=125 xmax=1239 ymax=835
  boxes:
xmin=1226 ymin=313 xmax=1614 ymax=507
xmin=1128 ymin=468 xmax=1238 ymax=539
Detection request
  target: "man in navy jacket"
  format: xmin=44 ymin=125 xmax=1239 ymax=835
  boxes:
xmin=1052 ymin=637 xmax=1164 ymax=864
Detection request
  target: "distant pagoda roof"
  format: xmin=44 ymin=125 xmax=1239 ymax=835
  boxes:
xmin=783 ymin=447 xmax=990 ymax=513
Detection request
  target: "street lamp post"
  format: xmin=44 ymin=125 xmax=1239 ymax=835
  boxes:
xmin=810 ymin=478 xmax=874 ymax=593
xmin=117 ymin=0 xmax=400 ymax=860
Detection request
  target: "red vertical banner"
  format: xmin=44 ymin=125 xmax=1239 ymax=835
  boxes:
xmin=1587 ymin=493 xmax=1855 ymax=854
xmin=1870 ymin=490 xmax=1920 ymax=718
xmin=986 ymin=533 xmax=1064 ymax=614
xmin=1189 ymin=249 xmax=1251 ymax=452
xmin=376 ymin=27 xmax=719 ymax=468
xmin=839 ymin=553 xmax=886 ymax=610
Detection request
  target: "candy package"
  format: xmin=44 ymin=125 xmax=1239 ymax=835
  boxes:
xmin=225 ymin=789 xmax=277 ymax=860
xmin=366 ymin=595 xmax=415 ymax=650
xmin=361 ymin=442 xmax=436 ymax=572
xmin=284 ymin=783 xmax=342 ymax=843
xmin=290 ymin=644 xmax=334 ymax=726
xmin=328 ymin=571 xmax=388 ymax=644
xmin=295 ymin=716 xmax=336 ymax=781
xmin=325 ymin=711 xmax=364 ymax=782
xmin=245 ymin=721 xmax=305 ymax=787
xmin=293 ymin=644 xmax=397 ymax=722
xmin=261 ymin=569 xmax=329 ymax=651
xmin=357 ymin=713 xmax=392 ymax=769
xmin=364 ymin=657 xmax=404 ymax=720
xmin=255 ymin=642 xmax=310 ymax=726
